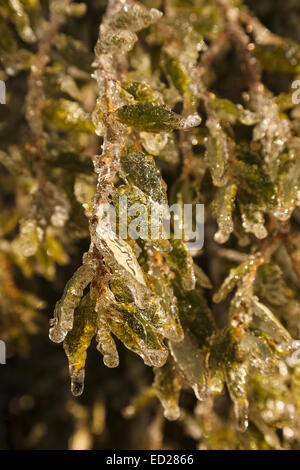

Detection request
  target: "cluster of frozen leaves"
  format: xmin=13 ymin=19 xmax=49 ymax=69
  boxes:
xmin=2 ymin=0 xmax=300 ymax=449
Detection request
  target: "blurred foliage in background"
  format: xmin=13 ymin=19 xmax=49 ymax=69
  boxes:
xmin=2 ymin=0 xmax=300 ymax=450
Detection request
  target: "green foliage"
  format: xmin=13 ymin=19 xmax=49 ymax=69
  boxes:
xmin=2 ymin=0 xmax=300 ymax=451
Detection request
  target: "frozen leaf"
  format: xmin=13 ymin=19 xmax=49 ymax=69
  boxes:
xmin=95 ymin=309 xmax=119 ymax=369
xmin=63 ymin=292 xmax=97 ymax=396
xmin=0 ymin=149 xmax=30 ymax=176
xmin=225 ymin=361 xmax=249 ymax=432
xmin=162 ymin=50 xmax=190 ymax=96
xmin=122 ymin=81 xmax=162 ymax=105
xmin=274 ymin=158 xmax=300 ymax=221
xmin=176 ymin=287 xmax=215 ymax=348
xmin=210 ymin=327 xmax=249 ymax=431
xmin=208 ymin=329 xmax=229 ymax=394
xmin=213 ymin=256 xmax=256 ymax=303
xmin=44 ymin=232 xmax=69 ymax=266
xmin=106 ymin=303 xmax=168 ymax=368
xmin=95 ymin=1 xmax=162 ymax=56
xmin=212 ymin=184 xmax=237 ymax=244
xmin=74 ymin=174 xmax=96 ymax=218
xmin=234 ymin=160 xmax=278 ymax=210
xmin=140 ymin=132 xmax=168 ymax=156
xmin=170 ymin=286 xmax=215 ymax=400
xmin=12 ymin=217 xmax=42 ymax=257
xmin=97 ymin=236 xmax=147 ymax=288
xmin=106 ymin=248 xmax=183 ymax=343
xmin=165 ymin=237 xmax=196 ymax=290
xmin=120 ymin=147 xmax=167 ymax=204
xmin=43 ymin=99 xmax=95 ymax=133
xmin=211 ymin=98 xmax=260 ymax=126
xmin=107 ymin=2 xmax=162 ymax=33
xmin=238 ymin=332 xmax=276 ymax=373
xmin=254 ymin=263 xmax=288 ymax=307
xmin=95 ymin=30 xmax=137 ymax=55
xmin=240 ymin=201 xmax=268 ymax=239
xmin=149 ymin=263 xmax=184 ymax=342
xmin=193 ymin=263 xmax=212 ymax=289
xmin=250 ymin=297 xmax=292 ymax=352
xmin=170 ymin=330 xmax=209 ymax=401
xmin=49 ymin=263 xmax=95 ymax=343
xmin=205 ymin=121 xmax=229 ymax=187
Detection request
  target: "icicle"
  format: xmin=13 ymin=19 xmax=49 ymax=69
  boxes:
xmin=153 ymin=360 xmax=181 ymax=421
xmin=49 ymin=263 xmax=95 ymax=343
xmin=95 ymin=309 xmax=119 ymax=368
xmin=170 ymin=330 xmax=209 ymax=402
xmin=225 ymin=362 xmax=249 ymax=432
xmin=213 ymin=256 xmax=256 ymax=303
xmin=205 ymin=119 xmax=229 ymax=187
xmin=63 ymin=292 xmax=97 ymax=396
